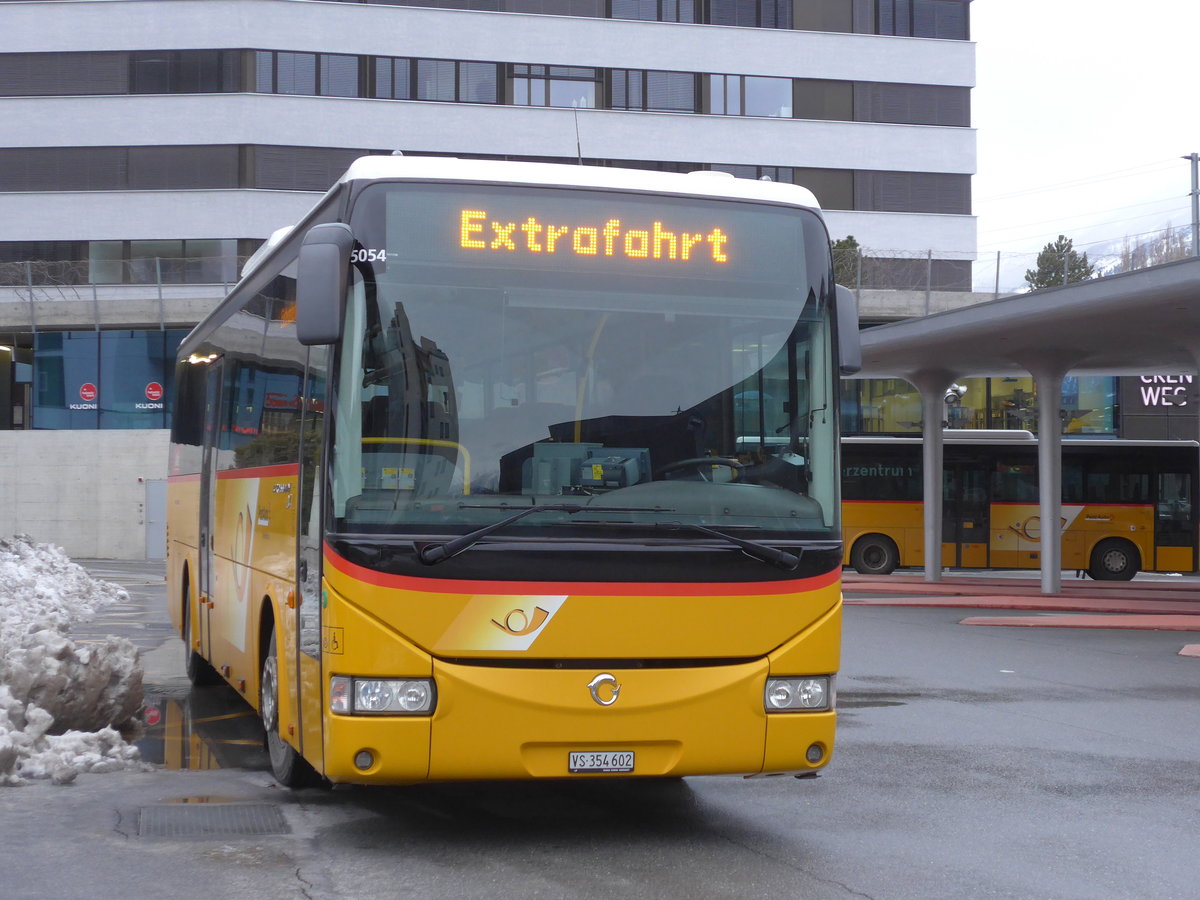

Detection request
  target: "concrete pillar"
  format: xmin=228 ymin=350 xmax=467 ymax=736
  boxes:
xmin=911 ymin=370 xmax=956 ymax=583
xmin=1031 ymin=366 xmax=1066 ymax=595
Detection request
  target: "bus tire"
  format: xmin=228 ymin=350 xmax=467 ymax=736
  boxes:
xmin=850 ymin=535 xmax=900 ymax=575
xmin=1088 ymin=539 xmax=1140 ymax=581
xmin=261 ymin=628 xmax=321 ymax=788
xmin=182 ymin=575 xmax=218 ymax=686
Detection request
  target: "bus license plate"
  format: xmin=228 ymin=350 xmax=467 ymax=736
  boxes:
xmin=568 ymin=751 xmax=634 ymax=773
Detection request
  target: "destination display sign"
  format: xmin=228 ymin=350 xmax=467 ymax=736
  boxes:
xmin=458 ymin=209 xmax=730 ymax=264
xmin=376 ymin=183 xmax=812 ymax=290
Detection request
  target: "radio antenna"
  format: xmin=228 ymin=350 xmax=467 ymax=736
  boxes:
xmin=573 ymin=107 xmax=583 ymax=165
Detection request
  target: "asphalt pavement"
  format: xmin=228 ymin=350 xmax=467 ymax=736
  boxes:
xmin=0 ymin=560 xmax=1193 ymax=899
xmin=845 ymin=569 xmax=1200 ymax=655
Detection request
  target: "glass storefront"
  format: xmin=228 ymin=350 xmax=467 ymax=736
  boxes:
xmin=31 ymin=329 xmax=189 ymax=429
xmin=842 ymin=375 xmax=1116 ymax=436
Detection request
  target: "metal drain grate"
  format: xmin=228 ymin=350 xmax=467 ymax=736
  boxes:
xmin=138 ymin=803 xmax=290 ymax=838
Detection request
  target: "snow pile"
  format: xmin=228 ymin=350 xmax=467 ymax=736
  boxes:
xmin=0 ymin=535 xmax=146 ymax=785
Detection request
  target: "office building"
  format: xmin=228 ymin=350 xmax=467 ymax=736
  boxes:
xmin=0 ymin=0 xmax=975 ymax=553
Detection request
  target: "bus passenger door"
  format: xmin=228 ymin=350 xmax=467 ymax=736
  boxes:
xmin=1155 ymin=471 xmax=1195 ymax=573
xmin=295 ymin=347 xmax=328 ymax=772
xmin=942 ymin=463 xmax=989 ymax=569
xmin=197 ymin=358 xmax=225 ymax=662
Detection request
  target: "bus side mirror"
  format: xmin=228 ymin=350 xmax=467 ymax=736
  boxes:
xmin=835 ymin=284 xmax=862 ymax=376
xmin=297 ymin=222 xmax=355 ymax=345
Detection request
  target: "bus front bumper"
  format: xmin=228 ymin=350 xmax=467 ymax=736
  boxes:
xmin=322 ymin=658 xmax=836 ymax=784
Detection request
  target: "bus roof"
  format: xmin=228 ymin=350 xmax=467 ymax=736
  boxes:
xmin=337 ymin=155 xmax=822 ymax=210
xmin=238 ymin=156 xmax=823 ymax=282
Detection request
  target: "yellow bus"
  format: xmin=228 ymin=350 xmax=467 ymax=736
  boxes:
xmin=842 ymin=433 xmax=1198 ymax=580
xmin=167 ymin=156 xmax=858 ymax=787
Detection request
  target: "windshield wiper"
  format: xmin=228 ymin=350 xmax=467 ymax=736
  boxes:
xmin=657 ymin=522 xmax=801 ymax=571
xmin=417 ymin=503 xmax=668 ymax=565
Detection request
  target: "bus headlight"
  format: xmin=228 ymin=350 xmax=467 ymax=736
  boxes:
xmin=330 ymin=676 xmax=436 ymax=715
xmin=765 ymin=676 xmax=833 ymax=712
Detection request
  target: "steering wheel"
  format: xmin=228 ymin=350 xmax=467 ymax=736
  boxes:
xmin=656 ymin=457 xmax=744 ymax=482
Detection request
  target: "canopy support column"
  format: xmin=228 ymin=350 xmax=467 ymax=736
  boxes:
xmin=912 ymin=371 xmax=956 ymax=583
xmin=1031 ymin=365 xmax=1067 ymax=595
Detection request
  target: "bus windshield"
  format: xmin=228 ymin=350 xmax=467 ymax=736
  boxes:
xmin=330 ymin=181 xmax=839 ymax=542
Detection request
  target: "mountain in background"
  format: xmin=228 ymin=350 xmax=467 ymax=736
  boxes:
xmin=1091 ymin=224 xmax=1195 ymax=277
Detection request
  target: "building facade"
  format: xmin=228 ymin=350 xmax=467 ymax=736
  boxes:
xmin=2 ymin=0 xmax=977 ymax=432
xmin=0 ymin=0 xmax=976 ymax=555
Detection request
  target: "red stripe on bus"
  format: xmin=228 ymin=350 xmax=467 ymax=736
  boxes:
xmin=215 ymin=463 xmax=301 ymax=480
xmin=323 ymin=542 xmax=840 ymax=597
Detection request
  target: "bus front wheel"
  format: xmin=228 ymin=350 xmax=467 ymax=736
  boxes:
xmin=261 ymin=628 xmax=321 ymax=788
xmin=1088 ymin=539 xmax=1140 ymax=581
xmin=850 ymin=535 xmax=899 ymax=576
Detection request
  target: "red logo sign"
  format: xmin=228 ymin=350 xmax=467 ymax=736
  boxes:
xmin=143 ymin=705 xmax=161 ymax=726
xmin=146 ymin=382 xmax=164 ymax=401
xmin=79 ymin=383 xmax=97 ymax=402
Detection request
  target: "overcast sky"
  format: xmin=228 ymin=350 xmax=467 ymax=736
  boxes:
xmin=972 ymin=0 xmax=1200 ymax=275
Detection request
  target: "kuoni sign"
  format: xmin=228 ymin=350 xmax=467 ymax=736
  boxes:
xmin=138 ymin=381 xmax=165 ymax=410
xmin=71 ymin=382 xmax=99 ymax=410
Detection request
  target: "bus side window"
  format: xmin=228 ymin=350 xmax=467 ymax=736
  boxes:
xmin=992 ymin=461 xmax=1037 ymax=502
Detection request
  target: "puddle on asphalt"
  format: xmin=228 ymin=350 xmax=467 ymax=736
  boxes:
xmin=137 ymin=684 xmax=270 ymax=772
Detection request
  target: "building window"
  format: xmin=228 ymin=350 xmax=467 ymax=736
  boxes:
xmin=372 ymin=58 xmax=499 ymax=103
xmin=609 ymin=0 xmax=699 ymax=23
xmin=0 ymin=51 xmax=129 ymax=96
xmin=0 ymin=145 xmax=240 ymax=192
xmin=710 ymin=164 xmax=796 ymax=185
xmin=275 ymin=52 xmax=317 ymax=94
xmin=0 ymin=242 xmax=87 ymax=286
xmin=792 ymin=168 xmax=855 ymax=210
xmin=793 ymin=0 xmax=854 ymax=33
xmin=87 ymin=239 xmax=242 ymax=285
xmin=609 ymin=70 xmax=697 ymax=112
xmin=125 ymin=145 xmax=240 ymax=189
xmin=878 ymin=0 xmax=969 ymax=40
xmin=855 ymin=171 xmax=971 ymax=214
xmin=417 ymin=59 xmax=457 ymax=102
xmin=854 ymin=81 xmax=969 ymax=127
xmin=794 ymin=79 xmax=854 ymax=121
xmin=319 ymin=54 xmax=361 ymax=97
xmin=129 ymin=50 xmax=242 ymax=93
xmin=31 ymin=329 xmax=188 ymax=430
xmin=251 ymin=145 xmax=369 ymax=190
xmin=708 ymin=74 xmax=792 ymax=117
xmin=33 ymin=332 xmax=99 ymax=430
xmin=511 ymin=66 xmax=599 ymax=108
xmin=708 ymin=0 xmax=792 ymax=28
xmin=373 ymin=57 xmax=412 ymax=99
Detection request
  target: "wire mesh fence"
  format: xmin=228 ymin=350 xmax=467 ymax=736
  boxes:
xmin=834 ymin=233 xmax=1199 ymax=297
xmin=3 ymin=232 xmax=1198 ymax=303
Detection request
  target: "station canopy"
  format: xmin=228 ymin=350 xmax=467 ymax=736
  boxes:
xmin=856 ymin=256 xmax=1200 ymax=380
xmin=849 ymin=256 xmax=1200 ymax=593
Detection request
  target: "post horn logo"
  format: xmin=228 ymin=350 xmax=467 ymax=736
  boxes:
xmin=1008 ymin=515 xmax=1068 ymax=542
xmin=491 ymin=606 xmax=550 ymax=637
xmin=587 ymin=673 xmax=621 ymax=707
